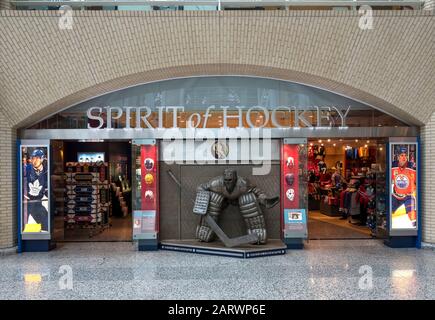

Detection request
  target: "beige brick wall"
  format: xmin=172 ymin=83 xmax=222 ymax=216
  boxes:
xmin=424 ymin=0 xmax=435 ymax=11
xmin=0 ymin=114 xmax=16 ymax=249
xmin=421 ymin=112 xmax=435 ymax=243
xmin=0 ymin=10 xmax=434 ymax=128
xmin=0 ymin=1 xmax=11 ymax=10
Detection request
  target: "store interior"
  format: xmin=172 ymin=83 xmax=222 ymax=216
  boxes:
xmin=51 ymin=140 xmax=133 ymax=241
xmin=306 ymin=138 xmax=387 ymax=239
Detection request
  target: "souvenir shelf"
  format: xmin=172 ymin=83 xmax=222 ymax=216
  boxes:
xmin=64 ymin=162 xmax=111 ymax=237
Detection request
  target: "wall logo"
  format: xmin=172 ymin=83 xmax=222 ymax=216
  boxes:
xmin=211 ymin=141 xmax=229 ymax=160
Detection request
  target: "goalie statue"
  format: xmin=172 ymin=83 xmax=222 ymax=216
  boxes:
xmin=194 ymin=169 xmax=279 ymax=245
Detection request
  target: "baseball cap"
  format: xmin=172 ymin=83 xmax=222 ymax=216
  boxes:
xmin=399 ymin=146 xmax=407 ymax=154
xmin=31 ymin=149 xmax=44 ymax=158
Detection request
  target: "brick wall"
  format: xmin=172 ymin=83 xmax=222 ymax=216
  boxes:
xmin=0 ymin=1 xmax=10 ymax=10
xmin=0 ymin=114 xmax=16 ymax=249
xmin=424 ymin=0 xmax=435 ymax=11
xmin=421 ymin=112 xmax=435 ymax=243
xmin=0 ymin=10 xmax=434 ymax=128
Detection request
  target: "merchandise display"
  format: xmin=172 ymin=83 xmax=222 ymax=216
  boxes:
xmin=307 ymin=140 xmax=387 ymax=236
xmin=64 ymin=161 xmax=111 ymax=237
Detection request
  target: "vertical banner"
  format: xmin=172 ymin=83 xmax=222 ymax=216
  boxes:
xmin=389 ymin=142 xmax=418 ymax=236
xmin=281 ymin=144 xmax=299 ymax=209
xmin=133 ymin=141 xmax=159 ymax=240
xmin=20 ymin=141 xmax=51 ymax=240
xmin=281 ymin=141 xmax=307 ymax=239
xmin=141 ymin=144 xmax=158 ymax=211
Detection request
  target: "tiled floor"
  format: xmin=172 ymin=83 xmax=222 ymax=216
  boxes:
xmin=1 ymin=240 xmax=434 ymax=300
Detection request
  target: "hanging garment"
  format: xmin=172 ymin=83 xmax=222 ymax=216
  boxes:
xmin=349 ymin=192 xmax=360 ymax=216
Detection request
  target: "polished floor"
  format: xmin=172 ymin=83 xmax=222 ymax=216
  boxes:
xmin=1 ymin=240 xmax=434 ymax=300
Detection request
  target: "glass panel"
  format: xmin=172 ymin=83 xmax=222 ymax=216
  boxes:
xmin=132 ymin=144 xmax=142 ymax=211
xmin=373 ymin=141 xmax=387 ymax=238
xmin=27 ymin=76 xmax=409 ymax=129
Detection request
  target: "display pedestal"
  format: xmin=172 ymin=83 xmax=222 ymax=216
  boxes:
xmin=160 ymin=239 xmax=286 ymax=259
xmin=138 ymin=239 xmax=159 ymax=251
xmin=22 ymin=240 xmax=56 ymax=252
xmin=284 ymin=238 xmax=304 ymax=249
xmin=384 ymin=236 xmax=417 ymax=248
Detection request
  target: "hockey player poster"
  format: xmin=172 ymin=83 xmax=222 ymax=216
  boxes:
xmin=20 ymin=144 xmax=50 ymax=237
xmin=390 ymin=143 xmax=418 ymax=232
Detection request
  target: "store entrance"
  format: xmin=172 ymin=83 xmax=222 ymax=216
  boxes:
xmin=307 ymin=138 xmax=387 ymax=240
xmin=51 ymin=140 xmax=132 ymax=242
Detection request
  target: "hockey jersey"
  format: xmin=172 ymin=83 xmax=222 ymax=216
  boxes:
xmin=26 ymin=165 xmax=48 ymax=200
xmin=391 ymin=161 xmax=416 ymax=199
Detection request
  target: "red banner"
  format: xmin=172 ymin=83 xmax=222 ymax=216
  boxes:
xmin=140 ymin=144 xmax=159 ymax=231
xmin=281 ymin=144 xmax=299 ymax=210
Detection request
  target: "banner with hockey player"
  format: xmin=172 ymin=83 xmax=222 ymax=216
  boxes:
xmin=20 ymin=143 xmax=51 ymax=238
xmin=390 ymin=143 xmax=418 ymax=233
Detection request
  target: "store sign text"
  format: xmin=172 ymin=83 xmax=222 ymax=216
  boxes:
xmin=87 ymin=106 xmax=351 ymax=129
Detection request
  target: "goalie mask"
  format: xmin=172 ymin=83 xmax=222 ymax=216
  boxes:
xmin=144 ymin=158 xmax=154 ymax=171
xmin=285 ymin=173 xmax=295 ymax=186
xmin=144 ymin=173 xmax=154 ymax=185
xmin=286 ymin=156 xmax=295 ymax=169
xmin=145 ymin=190 xmax=154 ymax=200
xmin=286 ymin=188 xmax=295 ymax=201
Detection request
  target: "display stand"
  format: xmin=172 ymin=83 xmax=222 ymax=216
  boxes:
xmin=64 ymin=162 xmax=111 ymax=238
xmin=22 ymin=240 xmax=56 ymax=252
xmin=160 ymin=240 xmax=286 ymax=259
xmin=384 ymin=236 xmax=417 ymax=248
